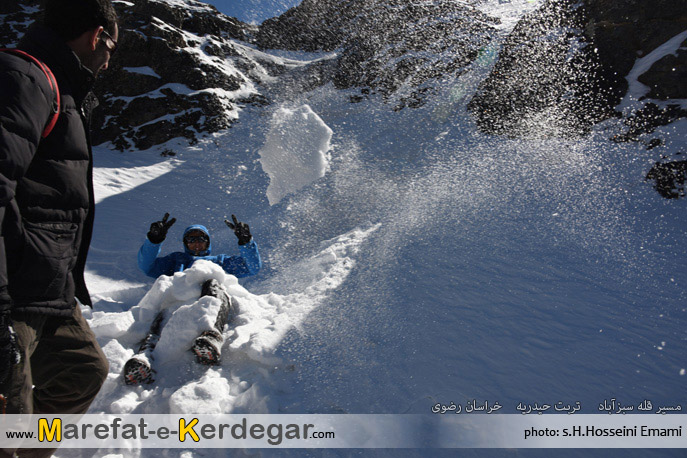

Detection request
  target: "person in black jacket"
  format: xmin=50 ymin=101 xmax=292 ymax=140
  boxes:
xmin=0 ymin=0 xmax=116 ymax=454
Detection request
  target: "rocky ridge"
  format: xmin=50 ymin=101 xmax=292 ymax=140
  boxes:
xmin=94 ymin=0 xmax=280 ymax=150
xmin=1 ymin=0 xmax=501 ymax=149
xmin=256 ymin=0 xmax=499 ymax=109
xmin=467 ymin=0 xmax=610 ymax=138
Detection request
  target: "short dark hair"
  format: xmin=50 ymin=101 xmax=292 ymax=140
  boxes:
xmin=42 ymin=0 xmax=118 ymax=42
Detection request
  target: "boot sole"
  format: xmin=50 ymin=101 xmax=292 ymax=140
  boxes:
xmin=192 ymin=337 xmax=221 ymax=365
xmin=123 ymin=358 xmax=153 ymax=385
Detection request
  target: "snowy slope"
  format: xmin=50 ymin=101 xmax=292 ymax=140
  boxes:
xmin=54 ymin=1 xmax=687 ymax=457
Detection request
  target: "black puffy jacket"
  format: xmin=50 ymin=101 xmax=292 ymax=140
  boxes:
xmin=0 ymin=25 xmax=98 ymax=316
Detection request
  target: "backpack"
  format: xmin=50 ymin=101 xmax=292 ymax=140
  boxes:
xmin=0 ymin=48 xmax=60 ymax=138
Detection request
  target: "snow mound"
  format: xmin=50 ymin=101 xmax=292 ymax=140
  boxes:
xmin=259 ymin=104 xmax=333 ymax=205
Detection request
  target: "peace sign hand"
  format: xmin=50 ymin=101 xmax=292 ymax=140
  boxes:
xmin=147 ymin=212 xmax=177 ymax=244
xmin=225 ymin=214 xmax=252 ymax=245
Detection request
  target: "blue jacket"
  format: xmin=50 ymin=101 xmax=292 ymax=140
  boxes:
xmin=138 ymin=224 xmax=262 ymax=279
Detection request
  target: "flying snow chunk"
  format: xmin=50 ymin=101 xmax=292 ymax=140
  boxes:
xmin=259 ymin=105 xmax=333 ymax=205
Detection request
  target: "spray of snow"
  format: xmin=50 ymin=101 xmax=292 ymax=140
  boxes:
xmin=476 ymin=0 xmax=544 ymax=32
xmin=259 ymin=104 xmax=333 ymax=205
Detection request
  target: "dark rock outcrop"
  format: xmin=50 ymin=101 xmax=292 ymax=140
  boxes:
xmin=256 ymin=0 xmax=499 ymax=109
xmin=256 ymin=0 xmax=353 ymax=52
xmin=585 ymin=0 xmax=687 ymax=102
xmin=646 ymin=158 xmax=687 ymax=199
xmin=3 ymin=0 xmax=685 ymax=164
xmin=612 ymin=103 xmax=687 ymax=143
xmin=1 ymin=0 xmax=500 ymax=147
xmin=0 ymin=0 xmax=36 ymax=45
xmin=93 ymin=0 xmax=272 ymax=150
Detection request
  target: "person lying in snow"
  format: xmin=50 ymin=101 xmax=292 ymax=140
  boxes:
xmin=138 ymin=213 xmax=261 ymax=279
xmin=123 ymin=213 xmax=262 ymax=385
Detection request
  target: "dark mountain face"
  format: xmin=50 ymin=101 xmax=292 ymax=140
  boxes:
xmin=462 ymin=0 xmax=686 ymax=198
xmin=468 ymin=0 xmax=609 ymax=138
xmin=0 ymin=0 xmax=38 ymax=45
xmin=1 ymin=0 xmax=499 ymax=150
xmin=256 ymin=0 xmax=499 ymax=109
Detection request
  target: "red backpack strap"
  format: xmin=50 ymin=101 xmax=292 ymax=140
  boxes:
xmin=0 ymin=48 xmax=60 ymax=138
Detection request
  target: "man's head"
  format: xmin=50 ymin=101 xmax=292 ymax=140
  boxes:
xmin=183 ymin=226 xmax=211 ymax=257
xmin=43 ymin=0 xmax=118 ymax=76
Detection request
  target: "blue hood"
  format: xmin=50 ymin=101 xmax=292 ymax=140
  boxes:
xmin=183 ymin=224 xmax=211 ymax=256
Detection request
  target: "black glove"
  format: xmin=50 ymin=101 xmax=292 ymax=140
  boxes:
xmin=225 ymin=214 xmax=252 ymax=245
xmin=0 ymin=308 xmax=20 ymax=389
xmin=147 ymin=213 xmax=176 ymax=244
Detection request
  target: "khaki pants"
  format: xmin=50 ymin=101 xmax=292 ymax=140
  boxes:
xmin=0 ymin=306 xmax=109 ymax=458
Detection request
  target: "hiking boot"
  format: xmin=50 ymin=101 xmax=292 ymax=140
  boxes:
xmin=192 ymin=329 xmax=223 ymax=365
xmin=123 ymin=357 xmax=153 ymax=385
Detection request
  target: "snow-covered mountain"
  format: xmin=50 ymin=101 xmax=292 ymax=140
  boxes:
xmin=3 ymin=0 xmax=685 ymax=157
xmin=1 ymin=0 xmax=687 ymax=457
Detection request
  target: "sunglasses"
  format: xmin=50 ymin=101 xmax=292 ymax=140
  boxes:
xmin=185 ymin=235 xmax=209 ymax=244
xmin=100 ymin=29 xmax=118 ymax=55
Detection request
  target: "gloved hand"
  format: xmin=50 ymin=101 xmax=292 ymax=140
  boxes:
xmin=225 ymin=214 xmax=252 ymax=245
xmin=147 ymin=213 xmax=176 ymax=244
xmin=0 ymin=289 xmax=20 ymax=388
